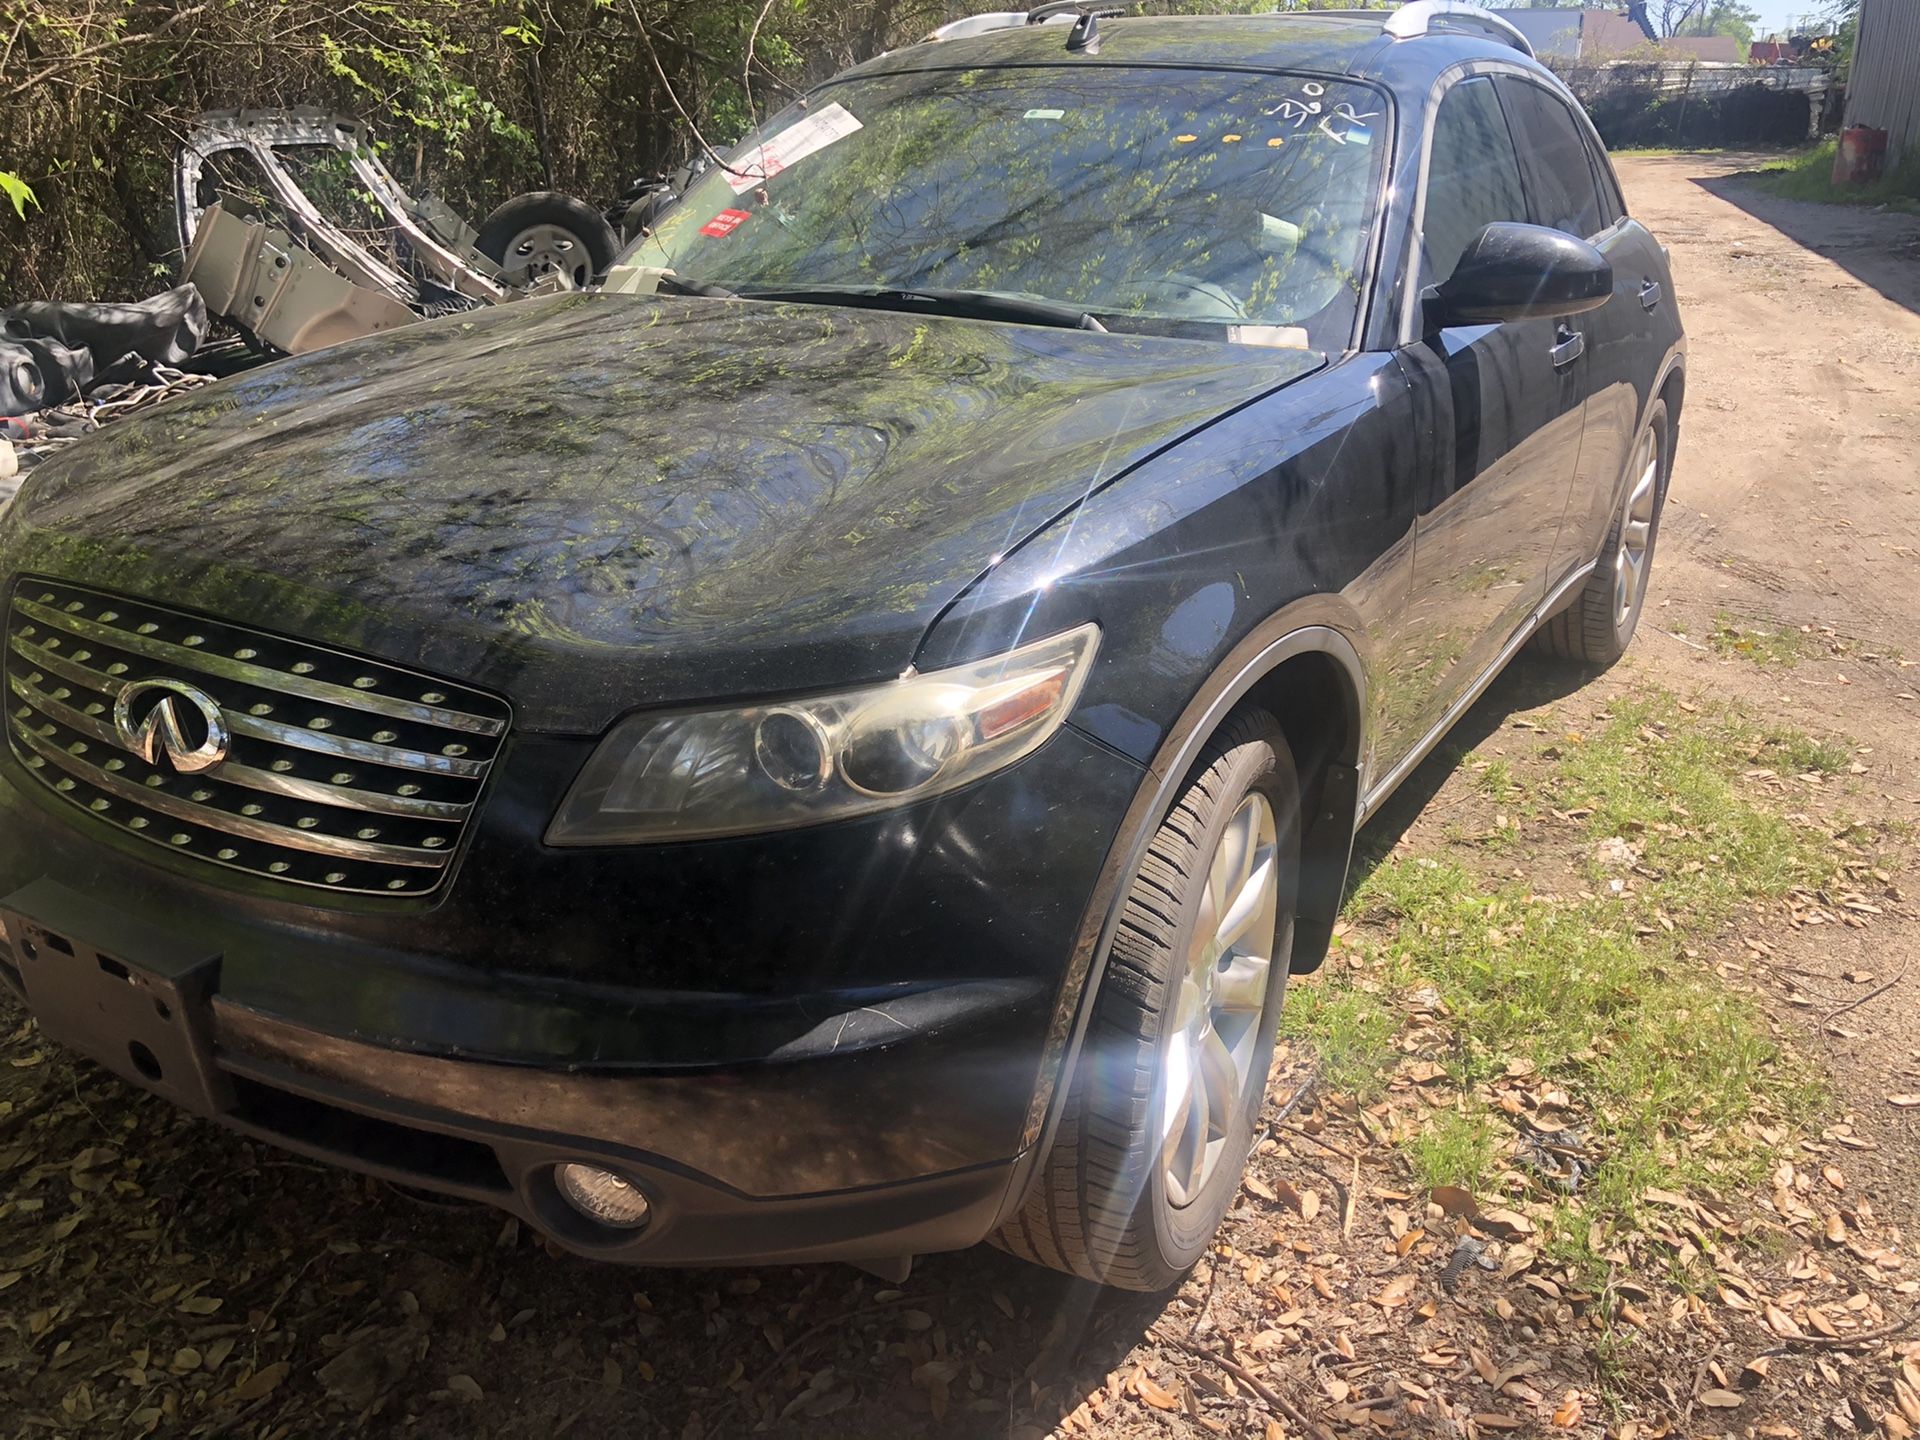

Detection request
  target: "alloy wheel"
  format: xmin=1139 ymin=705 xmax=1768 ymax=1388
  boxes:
xmin=1160 ymin=791 xmax=1280 ymax=1209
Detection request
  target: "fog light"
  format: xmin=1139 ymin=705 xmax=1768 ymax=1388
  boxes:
xmin=554 ymin=1162 xmax=651 ymax=1228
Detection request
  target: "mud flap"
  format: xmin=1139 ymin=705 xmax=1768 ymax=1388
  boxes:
xmin=1289 ymin=760 xmax=1357 ymax=974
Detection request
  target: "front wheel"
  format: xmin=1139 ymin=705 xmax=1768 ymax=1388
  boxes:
xmin=995 ymin=710 xmax=1299 ymax=1291
xmin=1537 ymin=398 xmax=1670 ymax=666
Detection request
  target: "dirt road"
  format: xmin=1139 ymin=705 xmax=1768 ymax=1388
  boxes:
xmin=1617 ymin=153 xmax=1920 ymax=1135
xmin=3 ymin=153 xmax=1920 ymax=1440
xmin=1633 ymin=152 xmax=1920 ymax=712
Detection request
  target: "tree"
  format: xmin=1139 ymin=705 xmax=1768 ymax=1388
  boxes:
xmin=1677 ymin=0 xmax=1762 ymax=47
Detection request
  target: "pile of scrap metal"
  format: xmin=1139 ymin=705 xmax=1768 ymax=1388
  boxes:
xmin=0 ymin=110 xmax=697 ymax=496
xmin=0 ymin=285 xmax=237 ymax=500
xmin=179 ymin=110 xmax=641 ymax=355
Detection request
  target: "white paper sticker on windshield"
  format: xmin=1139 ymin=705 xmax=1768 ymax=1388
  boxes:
xmin=725 ymin=102 xmax=863 ymax=193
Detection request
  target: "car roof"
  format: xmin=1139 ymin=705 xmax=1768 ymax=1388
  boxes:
xmin=844 ymin=13 xmax=1551 ymax=91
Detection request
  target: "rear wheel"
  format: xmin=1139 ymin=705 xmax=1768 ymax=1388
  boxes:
xmin=995 ymin=710 xmax=1299 ymax=1291
xmin=1537 ymin=399 xmax=1669 ymax=666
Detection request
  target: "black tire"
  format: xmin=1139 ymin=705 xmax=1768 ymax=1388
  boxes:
xmin=1536 ymin=399 xmax=1670 ymax=666
xmin=474 ymin=192 xmax=620 ymax=290
xmin=995 ymin=710 xmax=1300 ymax=1291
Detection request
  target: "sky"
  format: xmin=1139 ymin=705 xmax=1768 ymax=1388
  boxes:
xmin=1744 ymin=1 xmax=1842 ymax=37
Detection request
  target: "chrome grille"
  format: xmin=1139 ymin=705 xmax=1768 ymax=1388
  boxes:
xmin=4 ymin=579 xmax=510 ymax=896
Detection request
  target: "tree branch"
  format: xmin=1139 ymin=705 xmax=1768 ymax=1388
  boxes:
xmin=4 ymin=3 xmax=211 ymax=101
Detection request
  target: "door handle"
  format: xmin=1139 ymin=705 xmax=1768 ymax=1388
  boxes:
xmin=1551 ymin=326 xmax=1586 ymax=368
xmin=1639 ymin=279 xmax=1662 ymax=311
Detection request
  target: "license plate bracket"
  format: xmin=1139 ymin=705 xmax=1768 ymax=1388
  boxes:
xmin=4 ymin=878 xmax=229 ymax=1116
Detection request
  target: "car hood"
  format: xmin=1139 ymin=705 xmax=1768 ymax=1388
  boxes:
xmin=3 ymin=292 xmax=1322 ymax=732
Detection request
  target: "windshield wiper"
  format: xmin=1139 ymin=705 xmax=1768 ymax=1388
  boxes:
xmin=731 ymin=284 xmax=1109 ymax=333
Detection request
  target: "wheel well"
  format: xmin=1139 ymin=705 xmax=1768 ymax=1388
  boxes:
xmin=1658 ymin=366 xmax=1685 ymax=435
xmin=1655 ymin=367 xmax=1685 ymax=493
xmin=1237 ymin=650 xmax=1361 ymax=974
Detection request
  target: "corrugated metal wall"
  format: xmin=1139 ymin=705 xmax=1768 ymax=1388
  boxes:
xmin=1844 ymin=0 xmax=1920 ymax=165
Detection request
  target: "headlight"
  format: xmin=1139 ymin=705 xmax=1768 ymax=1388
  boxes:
xmin=546 ymin=624 xmax=1100 ymax=844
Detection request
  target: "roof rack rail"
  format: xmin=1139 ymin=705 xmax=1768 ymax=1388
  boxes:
xmin=925 ymin=1 xmax=1126 ymax=42
xmin=1386 ymin=2 xmax=1534 ymax=56
xmin=1309 ymin=2 xmax=1535 ymax=58
xmin=925 ymin=1 xmax=1535 ymax=57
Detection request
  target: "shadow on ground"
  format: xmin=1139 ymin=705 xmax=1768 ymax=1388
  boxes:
xmin=1693 ymin=168 xmax=1920 ymax=318
xmin=1347 ymin=652 xmax=1597 ymax=886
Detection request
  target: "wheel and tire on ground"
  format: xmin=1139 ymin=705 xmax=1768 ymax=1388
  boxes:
xmin=474 ymin=192 xmax=621 ymax=290
xmin=996 ymin=709 xmax=1300 ymax=1291
xmin=1537 ymin=398 xmax=1671 ymax=666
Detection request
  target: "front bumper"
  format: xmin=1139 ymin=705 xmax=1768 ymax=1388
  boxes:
xmin=0 ymin=723 xmax=1144 ymax=1265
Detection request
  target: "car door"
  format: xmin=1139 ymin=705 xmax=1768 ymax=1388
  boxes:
xmin=1493 ymin=74 xmax=1671 ymax=586
xmin=1389 ymin=73 xmax=1587 ymax=758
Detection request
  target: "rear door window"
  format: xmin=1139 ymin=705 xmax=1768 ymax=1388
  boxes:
xmin=1493 ymin=77 xmax=1610 ymax=238
xmin=1419 ymin=75 xmax=1530 ymax=289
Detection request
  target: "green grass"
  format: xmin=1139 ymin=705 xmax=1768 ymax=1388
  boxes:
xmin=1405 ymin=1108 xmax=1501 ymax=1191
xmin=1284 ymin=693 xmax=1863 ymax=1281
xmin=1282 ymin=979 xmax=1398 ymax=1101
xmin=1752 ymin=140 xmax=1920 ymax=213
xmin=1610 ymin=145 xmax=1730 ymax=158
xmin=1708 ymin=611 xmax=1805 ymax=668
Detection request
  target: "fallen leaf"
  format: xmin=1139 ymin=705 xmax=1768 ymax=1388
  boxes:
xmin=1474 ymin=1208 xmax=1534 ymax=1240
xmin=1891 ymin=1095 xmax=1920 ymax=1108
xmin=1245 ymin=1175 xmax=1278 ymax=1203
xmin=447 ymin=1374 xmax=484 ymax=1403
xmin=1764 ymin=1304 xmax=1805 ymax=1339
xmin=1135 ymin=1372 xmax=1179 ymax=1412
xmin=1552 ymin=1393 xmax=1583 ymax=1427
xmin=1430 ymin=1185 xmax=1478 ymax=1218
xmin=1375 ymin=1275 xmax=1416 ymax=1309
xmin=1698 ymin=1389 xmax=1743 ymax=1409
xmin=234 ymin=1362 xmax=289 ymax=1401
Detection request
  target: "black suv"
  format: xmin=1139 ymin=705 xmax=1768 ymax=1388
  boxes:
xmin=0 ymin=3 xmax=1683 ymax=1290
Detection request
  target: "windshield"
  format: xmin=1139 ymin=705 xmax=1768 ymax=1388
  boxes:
xmin=626 ymin=65 xmax=1388 ymax=347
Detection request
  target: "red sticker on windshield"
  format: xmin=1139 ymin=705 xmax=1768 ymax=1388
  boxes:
xmin=699 ymin=208 xmax=751 ymax=237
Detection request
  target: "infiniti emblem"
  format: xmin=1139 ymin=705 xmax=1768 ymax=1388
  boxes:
xmin=112 ymin=679 xmax=232 ymax=774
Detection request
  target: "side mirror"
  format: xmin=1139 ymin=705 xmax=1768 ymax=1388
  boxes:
xmin=1426 ymin=221 xmax=1613 ymax=327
